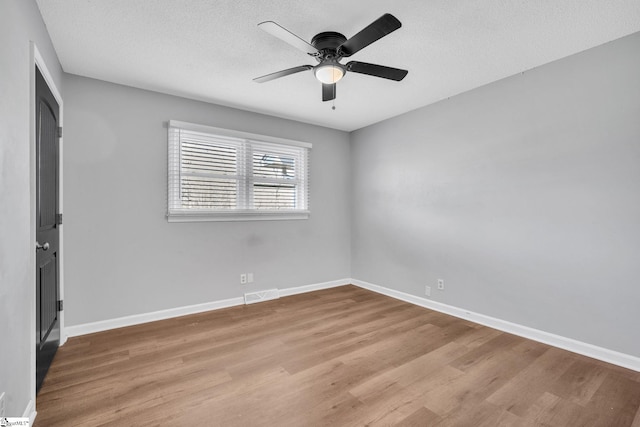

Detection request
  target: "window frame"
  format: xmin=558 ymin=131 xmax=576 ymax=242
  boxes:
xmin=167 ymin=120 xmax=311 ymax=222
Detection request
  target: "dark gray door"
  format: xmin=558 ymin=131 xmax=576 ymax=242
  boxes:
xmin=35 ymin=66 xmax=61 ymax=394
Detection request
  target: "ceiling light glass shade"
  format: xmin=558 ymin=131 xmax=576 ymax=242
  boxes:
xmin=314 ymin=64 xmax=344 ymax=84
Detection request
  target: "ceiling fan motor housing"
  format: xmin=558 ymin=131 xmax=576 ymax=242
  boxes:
xmin=311 ymin=32 xmax=347 ymax=58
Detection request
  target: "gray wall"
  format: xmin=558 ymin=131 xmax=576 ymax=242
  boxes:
xmin=0 ymin=0 xmax=63 ymax=416
xmin=351 ymin=32 xmax=640 ymax=357
xmin=63 ymin=75 xmax=351 ymax=326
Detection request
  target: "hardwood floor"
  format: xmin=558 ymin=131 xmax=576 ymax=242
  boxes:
xmin=35 ymin=285 xmax=640 ymax=426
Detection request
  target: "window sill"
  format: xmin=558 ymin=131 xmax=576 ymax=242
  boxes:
xmin=167 ymin=210 xmax=310 ymax=223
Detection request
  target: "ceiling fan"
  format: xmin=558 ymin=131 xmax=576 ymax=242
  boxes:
xmin=254 ymin=13 xmax=408 ymax=102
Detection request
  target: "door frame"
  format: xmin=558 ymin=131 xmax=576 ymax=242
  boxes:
xmin=29 ymin=42 xmax=65 ymax=416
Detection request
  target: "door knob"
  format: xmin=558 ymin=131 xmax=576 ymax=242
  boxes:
xmin=36 ymin=241 xmax=50 ymax=251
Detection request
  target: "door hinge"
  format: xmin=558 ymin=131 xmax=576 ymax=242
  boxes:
xmin=56 ymin=213 xmax=63 ymax=225
xmin=57 ymin=126 xmax=63 ymax=138
xmin=57 ymin=300 xmax=64 ymax=311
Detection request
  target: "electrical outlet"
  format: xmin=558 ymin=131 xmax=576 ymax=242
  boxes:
xmin=0 ymin=391 xmax=6 ymax=417
xmin=240 ymin=274 xmax=247 ymax=284
xmin=247 ymin=273 xmax=254 ymax=283
xmin=425 ymin=285 xmax=431 ymax=297
xmin=437 ymin=279 xmax=444 ymax=290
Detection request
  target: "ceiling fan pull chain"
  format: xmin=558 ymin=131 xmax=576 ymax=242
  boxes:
xmin=332 ymin=83 xmax=336 ymax=110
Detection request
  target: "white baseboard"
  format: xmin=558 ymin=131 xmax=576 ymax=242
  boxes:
xmin=65 ymin=296 xmax=244 ymax=337
xmin=65 ymin=278 xmax=351 ymax=338
xmin=23 ymin=399 xmax=36 ymax=424
xmin=278 ymin=278 xmax=348 ymax=297
xmin=351 ymin=278 xmax=640 ymax=373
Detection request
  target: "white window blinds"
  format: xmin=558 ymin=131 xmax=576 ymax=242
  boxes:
xmin=168 ymin=121 xmax=310 ymax=222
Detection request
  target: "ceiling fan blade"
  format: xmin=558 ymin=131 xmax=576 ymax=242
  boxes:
xmin=338 ymin=14 xmax=401 ymax=57
xmin=346 ymin=61 xmax=408 ymax=81
xmin=258 ymin=21 xmax=318 ymax=55
xmin=322 ymin=83 xmax=336 ymax=102
xmin=253 ymin=65 xmax=313 ymax=83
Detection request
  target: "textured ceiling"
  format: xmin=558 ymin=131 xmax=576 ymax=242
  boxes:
xmin=37 ymin=0 xmax=640 ymax=131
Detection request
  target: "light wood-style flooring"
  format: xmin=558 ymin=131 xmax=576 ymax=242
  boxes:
xmin=35 ymin=285 xmax=640 ymax=426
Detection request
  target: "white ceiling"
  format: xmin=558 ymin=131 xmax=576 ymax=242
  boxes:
xmin=37 ymin=0 xmax=640 ymax=131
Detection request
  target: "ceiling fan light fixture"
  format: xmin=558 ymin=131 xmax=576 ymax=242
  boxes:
xmin=314 ymin=63 xmax=344 ymax=84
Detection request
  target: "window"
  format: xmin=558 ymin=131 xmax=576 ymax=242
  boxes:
xmin=168 ymin=121 xmax=310 ymax=222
